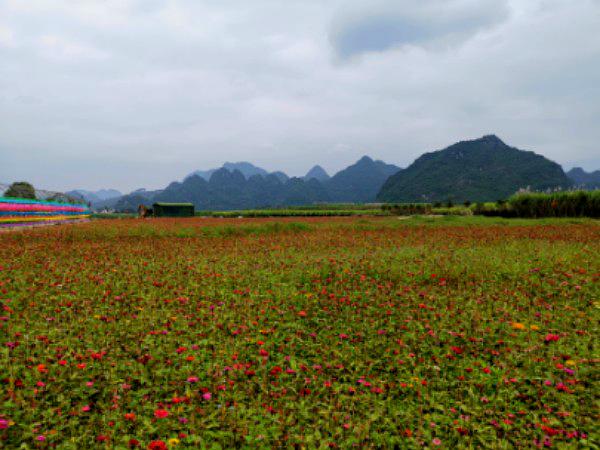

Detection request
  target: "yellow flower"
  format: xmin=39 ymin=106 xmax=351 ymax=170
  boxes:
xmin=511 ymin=322 xmax=526 ymax=330
xmin=168 ymin=438 xmax=180 ymax=447
xmin=566 ymin=360 xmax=576 ymax=366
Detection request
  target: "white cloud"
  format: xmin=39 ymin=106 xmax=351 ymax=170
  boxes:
xmin=38 ymin=34 xmax=110 ymax=61
xmin=0 ymin=25 xmax=15 ymax=47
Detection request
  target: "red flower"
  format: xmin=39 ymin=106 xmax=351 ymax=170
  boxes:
xmin=545 ymin=334 xmax=560 ymax=343
xmin=154 ymin=409 xmax=169 ymax=419
xmin=148 ymin=441 xmax=167 ymax=450
xmin=299 ymin=388 xmax=311 ymax=396
xmin=269 ymin=366 xmax=282 ymax=376
xmin=128 ymin=438 xmax=140 ymax=448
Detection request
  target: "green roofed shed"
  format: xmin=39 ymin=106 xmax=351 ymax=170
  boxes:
xmin=152 ymin=202 xmax=195 ymax=217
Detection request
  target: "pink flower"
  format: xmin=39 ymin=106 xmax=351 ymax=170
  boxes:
xmin=37 ymin=435 xmax=46 ymax=441
xmin=0 ymin=419 xmax=9 ymax=429
xmin=86 ymin=381 xmax=94 ymax=387
xmin=432 ymin=438 xmax=442 ymax=446
xmin=202 ymin=392 xmax=212 ymax=400
xmin=82 ymin=405 xmax=91 ymax=412
xmin=187 ymin=376 xmax=199 ymax=383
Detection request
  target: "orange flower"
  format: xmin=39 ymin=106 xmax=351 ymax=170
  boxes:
xmin=511 ymin=322 xmax=526 ymax=330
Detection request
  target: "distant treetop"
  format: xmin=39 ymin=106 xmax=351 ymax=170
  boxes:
xmin=4 ymin=181 xmax=36 ymax=200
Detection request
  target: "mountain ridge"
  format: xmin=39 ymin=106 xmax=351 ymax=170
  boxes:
xmin=566 ymin=167 xmax=600 ymax=189
xmin=110 ymin=156 xmax=398 ymax=211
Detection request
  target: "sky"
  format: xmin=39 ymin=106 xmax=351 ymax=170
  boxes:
xmin=1 ymin=0 xmax=599 ymax=193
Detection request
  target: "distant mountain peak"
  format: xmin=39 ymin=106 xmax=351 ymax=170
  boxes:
xmin=188 ymin=161 xmax=272 ymax=181
xmin=378 ymin=136 xmax=572 ymax=203
xmin=479 ymin=134 xmax=504 ymax=144
xmin=304 ymin=165 xmax=330 ymax=182
xmin=65 ymin=188 xmax=122 ymax=205
xmin=566 ymin=166 xmax=600 ymax=188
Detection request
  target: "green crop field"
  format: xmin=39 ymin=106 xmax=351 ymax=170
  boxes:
xmin=1 ymin=216 xmax=598 ymax=448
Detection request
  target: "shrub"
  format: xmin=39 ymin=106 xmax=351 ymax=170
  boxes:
xmin=4 ymin=181 xmax=36 ymax=199
xmin=387 ymin=203 xmax=432 ymax=216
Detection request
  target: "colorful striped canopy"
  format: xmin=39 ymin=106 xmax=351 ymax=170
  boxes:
xmin=0 ymin=197 xmax=90 ymax=228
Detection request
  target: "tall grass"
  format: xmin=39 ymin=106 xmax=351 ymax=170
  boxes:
xmin=475 ymin=190 xmax=600 ymax=218
xmin=509 ymin=190 xmax=600 ymax=217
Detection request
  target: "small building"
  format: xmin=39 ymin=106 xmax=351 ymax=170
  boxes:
xmin=152 ymin=202 xmax=195 ymax=217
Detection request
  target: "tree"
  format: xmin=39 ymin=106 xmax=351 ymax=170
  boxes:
xmin=5 ymin=181 xmax=36 ymax=199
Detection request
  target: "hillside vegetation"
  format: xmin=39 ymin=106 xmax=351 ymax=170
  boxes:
xmin=377 ymin=135 xmax=572 ymax=203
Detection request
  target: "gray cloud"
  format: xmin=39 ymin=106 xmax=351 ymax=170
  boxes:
xmin=0 ymin=0 xmax=599 ymax=192
xmin=330 ymin=0 xmax=510 ymax=59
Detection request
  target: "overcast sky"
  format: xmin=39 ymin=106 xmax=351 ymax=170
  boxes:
xmin=1 ymin=0 xmax=599 ymax=193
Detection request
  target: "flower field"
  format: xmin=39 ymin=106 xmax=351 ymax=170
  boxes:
xmin=1 ymin=217 xmax=598 ymax=448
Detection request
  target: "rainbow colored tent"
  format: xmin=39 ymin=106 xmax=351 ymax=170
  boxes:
xmin=0 ymin=197 xmax=90 ymax=228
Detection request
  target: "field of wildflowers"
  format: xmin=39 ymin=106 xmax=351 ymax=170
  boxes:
xmin=1 ymin=217 xmax=598 ymax=448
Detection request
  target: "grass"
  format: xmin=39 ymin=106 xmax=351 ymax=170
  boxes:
xmin=0 ymin=216 xmax=598 ymax=448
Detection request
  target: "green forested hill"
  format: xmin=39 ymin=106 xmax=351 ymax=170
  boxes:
xmin=377 ymin=135 xmax=572 ymax=203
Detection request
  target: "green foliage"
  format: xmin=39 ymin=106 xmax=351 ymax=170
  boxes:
xmin=5 ymin=181 xmax=36 ymax=199
xmin=474 ymin=191 xmax=600 ymax=218
xmin=382 ymin=203 xmax=432 ymax=215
